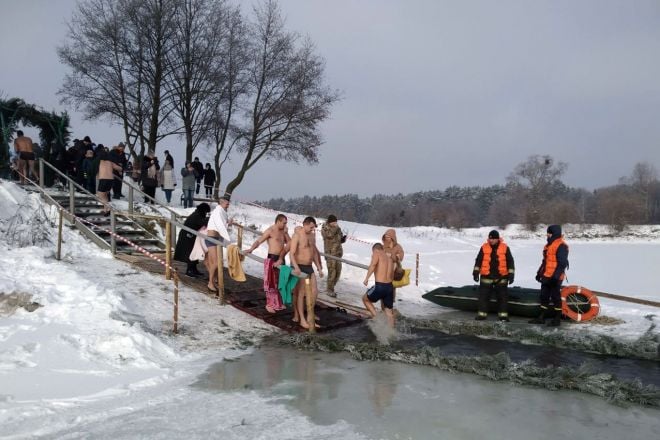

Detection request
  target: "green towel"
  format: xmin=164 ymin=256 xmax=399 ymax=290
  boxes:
xmin=278 ymin=265 xmax=299 ymax=306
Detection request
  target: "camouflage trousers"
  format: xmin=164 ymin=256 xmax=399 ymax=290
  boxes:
xmin=326 ymin=258 xmax=342 ymax=292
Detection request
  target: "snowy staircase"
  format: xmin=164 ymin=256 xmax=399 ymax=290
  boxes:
xmin=45 ymin=191 xmax=165 ymax=255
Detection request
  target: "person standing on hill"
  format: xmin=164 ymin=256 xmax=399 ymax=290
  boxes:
xmin=321 ymin=214 xmax=346 ymax=297
xmin=529 ymin=224 xmax=569 ymax=327
xmin=181 ymin=162 xmax=197 ymax=208
xmin=472 ymin=230 xmax=515 ymax=322
xmin=159 ymin=159 xmax=177 ymax=204
xmin=191 ymin=157 xmax=204 ymax=194
xmin=203 ymin=163 xmax=216 ymax=198
xmin=140 ymin=151 xmax=160 ymax=203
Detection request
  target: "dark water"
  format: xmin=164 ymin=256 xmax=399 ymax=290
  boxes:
xmin=193 ymin=346 xmax=660 ymax=440
xmin=328 ymin=323 xmax=660 ymax=386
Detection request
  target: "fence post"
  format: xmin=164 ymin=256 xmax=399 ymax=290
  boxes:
xmin=110 ymin=211 xmax=116 ymax=255
xmin=69 ymin=181 xmax=75 ymax=217
xmin=165 ymin=220 xmax=172 ymax=280
xmin=128 ymin=185 xmax=134 ymax=214
xmin=416 ymin=253 xmax=420 ymax=286
xmin=56 ymin=208 xmax=63 ymax=260
xmin=217 ymin=244 xmax=225 ymax=304
xmin=237 ymin=225 xmax=243 ymax=250
xmin=173 ymin=274 xmax=179 ymax=334
xmin=305 ymin=278 xmax=316 ymax=334
xmin=39 ymin=159 xmax=44 ymax=187
xmin=170 ymin=212 xmax=177 ymax=249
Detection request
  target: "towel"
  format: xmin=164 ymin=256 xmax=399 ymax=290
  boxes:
xmin=189 ymin=226 xmax=208 ymax=261
xmin=264 ymin=258 xmax=285 ymax=311
xmin=227 ymin=244 xmax=246 ymax=282
xmin=277 ymin=265 xmax=299 ymax=306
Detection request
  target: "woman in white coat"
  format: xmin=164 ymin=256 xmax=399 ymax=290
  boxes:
xmin=159 ymin=160 xmax=177 ymax=203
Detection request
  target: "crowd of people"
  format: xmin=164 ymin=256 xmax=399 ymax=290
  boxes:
xmin=10 ymin=131 xmax=219 ymax=209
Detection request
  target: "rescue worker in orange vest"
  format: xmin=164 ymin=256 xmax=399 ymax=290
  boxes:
xmin=529 ymin=224 xmax=569 ymax=327
xmin=472 ymin=230 xmax=515 ymax=322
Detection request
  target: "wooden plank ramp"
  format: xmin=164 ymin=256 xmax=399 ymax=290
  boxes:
xmin=115 ymin=253 xmax=363 ymax=333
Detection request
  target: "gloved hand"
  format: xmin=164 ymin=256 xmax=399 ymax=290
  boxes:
xmin=508 ymin=274 xmax=514 ymax=285
xmin=472 ymin=271 xmax=479 ymax=283
xmin=535 ymin=273 xmax=542 ymax=283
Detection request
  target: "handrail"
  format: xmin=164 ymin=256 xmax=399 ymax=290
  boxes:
xmin=123 ymin=211 xmax=309 ymax=280
xmin=236 ymin=222 xmax=369 ymax=270
xmin=40 ymin=158 xmax=100 ymax=201
xmin=117 ymin=171 xmax=184 ymax=219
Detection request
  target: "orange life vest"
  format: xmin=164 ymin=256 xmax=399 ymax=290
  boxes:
xmin=543 ymin=238 xmax=568 ymax=280
xmin=480 ymin=242 xmax=509 ymax=277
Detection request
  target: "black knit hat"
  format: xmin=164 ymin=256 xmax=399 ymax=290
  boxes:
xmin=488 ymin=230 xmax=500 ymax=239
xmin=327 ymin=214 xmax=337 ymax=223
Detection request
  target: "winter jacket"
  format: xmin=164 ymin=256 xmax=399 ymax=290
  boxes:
xmin=203 ymin=168 xmax=216 ymax=186
xmin=321 ymin=222 xmax=343 ymax=257
xmin=159 ymin=163 xmax=177 ymax=190
xmin=181 ymin=167 xmax=197 ymax=190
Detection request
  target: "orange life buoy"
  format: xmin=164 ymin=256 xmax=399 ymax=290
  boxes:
xmin=561 ymin=285 xmax=599 ymax=322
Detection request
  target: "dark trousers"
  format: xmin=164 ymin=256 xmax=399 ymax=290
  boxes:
xmin=112 ymin=173 xmax=123 ymax=199
xmin=205 ymin=185 xmax=213 ymax=198
xmin=195 ymin=178 xmax=202 ymax=194
xmin=84 ymin=177 xmax=96 ymax=194
xmin=143 ymin=185 xmax=156 ymax=203
xmin=540 ymin=280 xmax=562 ymax=309
xmin=477 ymin=281 xmax=508 ymax=314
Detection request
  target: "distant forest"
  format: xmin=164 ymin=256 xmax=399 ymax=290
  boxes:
xmin=261 ymin=155 xmax=660 ymax=230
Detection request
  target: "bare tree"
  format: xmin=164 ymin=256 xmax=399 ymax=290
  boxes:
xmin=506 ymin=155 xmax=568 ymax=229
xmin=59 ymin=0 xmax=180 ymax=166
xmin=166 ymin=0 xmax=234 ymax=162
xmin=620 ymin=161 xmax=659 ymax=222
xmin=222 ymin=0 xmax=340 ymax=197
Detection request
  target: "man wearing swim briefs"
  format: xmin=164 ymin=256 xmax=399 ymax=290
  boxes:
xmin=13 ymin=130 xmax=38 ymax=184
xmin=246 ymin=214 xmax=291 ymax=312
xmin=363 ymin=243 xmax=396 ymax=328
xmin=290 ymin=216 xmax=324 ymax=329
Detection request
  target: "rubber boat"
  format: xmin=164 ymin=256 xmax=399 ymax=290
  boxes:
xmin=422 ymin=285 xmax=599 ymax=321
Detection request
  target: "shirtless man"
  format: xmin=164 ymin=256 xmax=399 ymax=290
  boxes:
xmin=289 ymin=217 xmax=324 ymax=329
xmin=246 ymin=214 xmax=291 ymax=313
xmin=97 ymin=150 xmax=123 ymax=216
xmin=363 ymin=243 xmax=396 ymax=328
xmin=13 ymin=130 xmax=38 ymax=184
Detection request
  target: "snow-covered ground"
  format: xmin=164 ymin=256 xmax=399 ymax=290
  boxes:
xmin=0 ymin=180 xmax=658 ymax=439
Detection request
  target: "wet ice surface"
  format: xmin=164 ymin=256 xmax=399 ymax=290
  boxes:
xmin=194 ymin=346 xmax=660 ymax=440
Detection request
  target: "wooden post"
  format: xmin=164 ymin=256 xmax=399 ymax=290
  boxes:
xmin=416 ymin=253 xmax=420 ymax=286
xmin=173 ymin=274 xmax=179 ymax=333
xmin=128 ymin=186 xmax=134 ymax=214
xmin=56 ymin=208 xmax=63 ymax=260
xmin=165 ymin=220 xmax=172 ymax=280
xmin=305 ymin=278 xmax=316 ymax=334
xmin=69 ymin=181 xmax=75 ymax=222
xmin=110 ymin=211 xmax=116 ymax=255
xmin=39 ymin=159 xmax=44 ymax=187
xmin=217 ymin=244 xmax=225 ymax=304
xmin=237 ymin=225 xmax=243 ymax=250
xmin=170 ymin=212 xmax=177 ymax=249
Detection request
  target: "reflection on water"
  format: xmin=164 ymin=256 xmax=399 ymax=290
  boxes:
xmin=193 ymin=346 xmax=660 ymax=440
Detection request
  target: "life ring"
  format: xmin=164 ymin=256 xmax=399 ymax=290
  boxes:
xmin=561 ymin=285 xmax=600 ymax=322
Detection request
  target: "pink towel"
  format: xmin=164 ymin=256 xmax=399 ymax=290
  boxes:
xmin=264 ymin=258 xmax=285 ymax=311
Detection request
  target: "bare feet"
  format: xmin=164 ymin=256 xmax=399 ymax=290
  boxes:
xmin=300 ymin=321 xmax=320 ymax=329
xmin=292 ymin=316 xmax=300 ymax=323
xmin=266 ymin=305 xmax=276 ymax=314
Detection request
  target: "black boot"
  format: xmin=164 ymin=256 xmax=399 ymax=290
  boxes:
xmin=547 ymin=310 xmax=561 ymax=327
xmin=528 ymin=310 xmax=547 ymax=324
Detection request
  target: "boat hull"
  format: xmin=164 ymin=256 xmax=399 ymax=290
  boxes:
xmin=422 ymin=285 xmax=545 ymax=318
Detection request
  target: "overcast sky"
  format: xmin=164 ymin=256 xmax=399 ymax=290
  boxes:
xmin=2 ymin=0 xmax=660 ymax=200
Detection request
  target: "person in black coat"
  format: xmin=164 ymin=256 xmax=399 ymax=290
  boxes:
xmin=174 ymin=203 xmax=211 ymax=277
xmin=203 ymin=163 xmax=216 ymax=198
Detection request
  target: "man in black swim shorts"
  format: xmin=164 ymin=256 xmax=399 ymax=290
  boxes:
xmin=363 ymin=243 xmax=396 ymax=328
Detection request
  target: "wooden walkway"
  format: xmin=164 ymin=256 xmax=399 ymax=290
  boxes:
xmin=115 ymin=254 xmax=363 ymax=333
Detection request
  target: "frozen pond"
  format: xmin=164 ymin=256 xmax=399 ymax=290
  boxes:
xmin=194 ymin=346 xmax=660 ymax=440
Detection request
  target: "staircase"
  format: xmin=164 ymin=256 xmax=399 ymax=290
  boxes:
xmin=43 ymin=189 xmax=166 ymax=255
